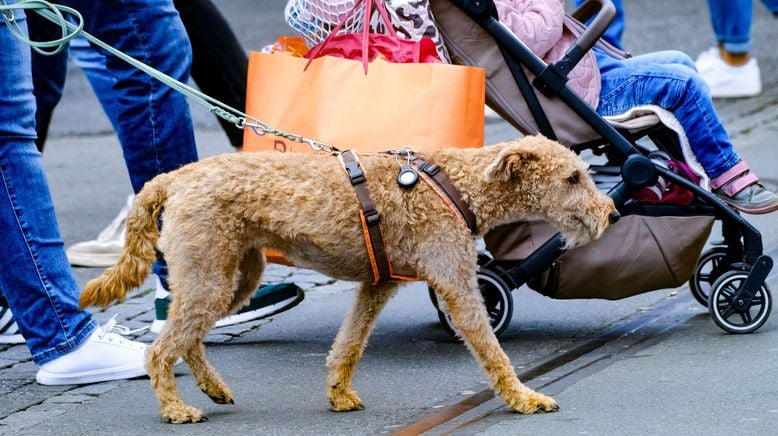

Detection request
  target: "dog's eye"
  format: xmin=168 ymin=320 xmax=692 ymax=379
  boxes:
xmin=567 ymin=172 xmax=580 ymax=185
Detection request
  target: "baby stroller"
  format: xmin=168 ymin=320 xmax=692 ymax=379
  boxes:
xmin=426 ymin=0 xmax=774 ymax=336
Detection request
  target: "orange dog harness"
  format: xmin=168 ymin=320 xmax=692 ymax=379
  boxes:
xmin=338 ymin=150 xmax=476 ymax=284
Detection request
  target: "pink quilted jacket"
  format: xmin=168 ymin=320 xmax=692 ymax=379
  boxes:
xmin=494 ymin=0 xmax=600 ymax=108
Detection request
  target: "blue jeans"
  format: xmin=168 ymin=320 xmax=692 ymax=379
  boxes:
xmin=30 ymin=33 xmax=121 ymax=150
xmin=3 ymin=0 xmax=197 ymax=363
xmin=575 ymin=0 xmax=624 ymax=49
xmin=0 ymin=8 xmax=97 ymax=364
xmin=594 ymin=49 xmax=739 ymax=178
xmin=32 ymin=0 xmax=198 ymax=193
xmin=30 ymin=0 xmax=199 ymax=287
xmin=707 ymin=0 xmax=778 ymax=53
xmin=70 ymin=36 xmax=121 ymax=131
xmin=33 ymin=0 xmax=249 ymax=150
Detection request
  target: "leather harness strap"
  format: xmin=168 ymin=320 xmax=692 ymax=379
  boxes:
xmin=339 ymin=150 xmax=391 ymax=284
xmin=338 ymin=150 xmax=477 ymax=285
xmin=411 ymin=156 xmax=478 ymax=234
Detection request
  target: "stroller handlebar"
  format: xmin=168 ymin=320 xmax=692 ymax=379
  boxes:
xmin=556 ymin=0 xmax=616 ymax=79
xmin=569 ymin=0 xmax=616 ymax=52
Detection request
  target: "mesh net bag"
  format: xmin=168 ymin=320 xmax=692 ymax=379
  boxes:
xmin=284 ymin=0 xmax=365 ymax=48
xmin=284 ymin=0 xmax=450 ymax=61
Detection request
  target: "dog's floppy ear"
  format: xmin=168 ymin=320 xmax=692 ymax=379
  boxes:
xmin=484 ymin=144 xmax=541 ymax=182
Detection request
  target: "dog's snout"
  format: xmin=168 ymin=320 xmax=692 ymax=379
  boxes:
xmin=608 ymin=210 xmax=620 ymax=224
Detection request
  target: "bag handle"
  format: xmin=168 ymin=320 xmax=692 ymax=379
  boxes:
xmin=306 ymin=0 xmax=400 ymax=72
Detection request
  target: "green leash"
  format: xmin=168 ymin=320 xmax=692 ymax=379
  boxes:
xmin=1 ymin=0 xmax=337 ymax=153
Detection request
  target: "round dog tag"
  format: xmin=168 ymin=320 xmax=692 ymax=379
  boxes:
xmin=397 ymin=165 xmax=419 ymax=188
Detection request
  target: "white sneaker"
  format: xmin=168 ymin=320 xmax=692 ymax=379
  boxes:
xmin=36 ymin=315 xmax=149 ymax=385
xmin=694 ymin=46 xmax=721 ymax=75
xmin=66 ymin=194 xmax=134 ymax=267
xmin=697 ymin=51 xmax=762 ymax=98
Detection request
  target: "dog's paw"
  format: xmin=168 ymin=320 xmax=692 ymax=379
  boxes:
xmin=162 ymin=404 xmax=208 ymax=424
xmin=510 ymin=391 xmax=559 ymax=414
xmin=329 ymin=389 xmax=365 ymax=412
xmin=201 ymin=387 xmax=234 ymax=405
xmin=206 ymin=392 xmax=234 ymax=405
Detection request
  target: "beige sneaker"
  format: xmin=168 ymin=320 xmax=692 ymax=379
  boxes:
xmin=66 ymin=194 xmax=133 ymax=267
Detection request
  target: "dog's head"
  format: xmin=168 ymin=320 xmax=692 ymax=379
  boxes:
xmin=484 ymin=136 xmax=616 ymax=248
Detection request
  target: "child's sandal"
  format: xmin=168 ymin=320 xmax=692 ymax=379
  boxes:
xmin=710 ymin=161 xmax=778 ymax=214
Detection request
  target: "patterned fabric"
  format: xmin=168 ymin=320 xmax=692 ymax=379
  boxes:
xmin=285 ymin=0 xmax=450 ymax=62
xmin=371 ymin=0 xmax=451 ymax=62
xmin=0 ymin=299 xmax=24 ymax=344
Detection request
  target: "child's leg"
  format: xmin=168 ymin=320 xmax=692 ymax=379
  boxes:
xmin=596 ymin=50 xmax=737 ymax=177
xmin=625 ymin=50 xmax=697 ymax=72
xmin=594 ymin=50 xmax=778 ymax=214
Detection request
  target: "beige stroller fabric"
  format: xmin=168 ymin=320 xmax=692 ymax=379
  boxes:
xmin=485 ymin=215 xmax=714 ymax=299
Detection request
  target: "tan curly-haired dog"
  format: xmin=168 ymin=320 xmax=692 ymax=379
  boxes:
xmin=79 ymin=135 xmax=616 ymax=423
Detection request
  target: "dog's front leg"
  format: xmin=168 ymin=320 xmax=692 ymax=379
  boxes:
xmin=428 ymin=269 xmax=559 ymax=415
xmin=327 ymin=282 xmax=398 ymax=411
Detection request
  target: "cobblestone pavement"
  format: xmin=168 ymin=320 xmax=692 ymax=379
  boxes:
xmin=0 ymin=263 xmax=331 ymax=428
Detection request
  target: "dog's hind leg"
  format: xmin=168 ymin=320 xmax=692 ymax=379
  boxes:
xmin=226 ymin=246 xmax=265 ymax=314
xmin=327 ymin=281 xmax=398 ymax=411
xmin=424 ymin=261 xmax=558 ymax=415
xmin=147 ymin=245 xmax=242 ymax=423
xmin=180 ymin=246 xmax=264 ymax=407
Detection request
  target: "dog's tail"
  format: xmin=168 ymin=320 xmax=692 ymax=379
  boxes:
xmin=79 ymin=174 xmax=172 ymax=309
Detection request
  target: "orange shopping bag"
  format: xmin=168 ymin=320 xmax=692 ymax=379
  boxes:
xmin=244 ymin=5 xmax=484 ymax=265
xmin=242 ymin=51 xmax=485 ymax=153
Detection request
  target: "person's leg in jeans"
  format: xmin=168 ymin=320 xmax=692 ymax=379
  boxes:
xmin=594 ymin=49 xmax=778 ymax=213
xmin=38 ymin=1 xmax=246 ymax=268
xmin=31 ymin=0 xmax=303 ymax=331
xmin=574 ymin=0 xmax=624 ymax=49
xmin=60 ymin=0 xmax=198 ymax=297
xmin=32 ymin=0 xmax=248 ymax=155
xmin=27 ymin=26 xmax=128 ymax=276
xmin=0 ymin=3 xmax=147 ymax=383
xmin=69 ymin=36 xmax=120 ymax=128
xmin=61 ymin=0 xmax=198 ymax=194
xmin=695 ymin=0 xmax=761 ymax=97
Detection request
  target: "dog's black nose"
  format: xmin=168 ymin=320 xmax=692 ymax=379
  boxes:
xmin=609 ymin=211 xmax=620 ymax=224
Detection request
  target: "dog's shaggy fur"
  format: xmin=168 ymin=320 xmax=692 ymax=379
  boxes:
xmin=80 ymin=136 xmax=615 ymax=423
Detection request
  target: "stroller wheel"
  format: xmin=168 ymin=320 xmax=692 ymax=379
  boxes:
xmin=428 ymin=267 xmax=514 ymax=338
xmin=708 ymin=270 xmax=772 ymax=334
xmin=689 ymin=247 xmax=730 ymax=307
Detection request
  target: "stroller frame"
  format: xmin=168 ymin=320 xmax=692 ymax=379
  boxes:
xmin=430 ymin=0 xmax=774 ymax=335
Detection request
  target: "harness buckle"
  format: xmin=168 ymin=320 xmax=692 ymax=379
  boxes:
xmin=364 ymin=209 xmax=381 ymax=226
xmin=420 ymin=162 xmax=440 ymax=176
xmin=344 ymin=160 xmax=366 ymax=185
